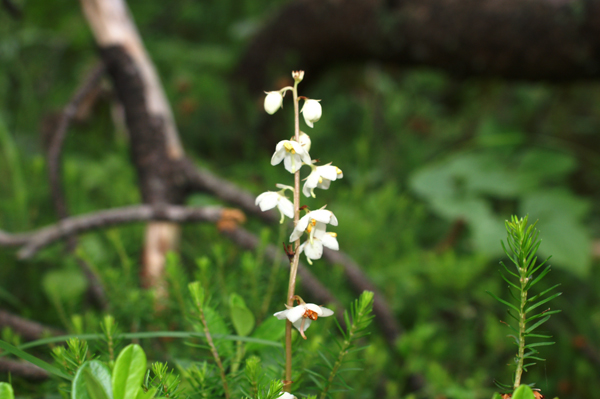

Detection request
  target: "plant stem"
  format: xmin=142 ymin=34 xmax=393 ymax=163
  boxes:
xmin=320 ymin=309 xmax=363 ymax=399
xmin=284 ymin=77 xmax=302 ymax=392
xmin=514 ymin=244 xmax=528 ymax=389
xmin=197 ymin=306 xmax=230 ymax=399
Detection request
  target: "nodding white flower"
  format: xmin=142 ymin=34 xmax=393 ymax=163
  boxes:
xmin=301 ymin=99 xmax=322 ymax=128
xmin=302 ymin=164 xmax=344 ymax=198
xmin=296 ymin=132 xmax=312 ymax=153
xmin=271 ymin=140 xmax=311 ymax=173
xmin=277 ymin=393 xmax=296 ymax=399
xmin=298 ymin=222 xmax=339 ymax=263
xmin=255 ymin=188 xmax=294 ymax=223
xmin=264 ymin=91 xmax=283 ymax=115
xmin=274 ymin=303 xmax=334 ymax=339
xmin=290 ymin=209 xmax=338 ymax=242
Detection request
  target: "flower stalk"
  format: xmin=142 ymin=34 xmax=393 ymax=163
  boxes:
xmin=284 ymin=73 xmax=302 ymax=391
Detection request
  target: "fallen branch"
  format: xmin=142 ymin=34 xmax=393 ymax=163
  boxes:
xmin=45 ymin=63 xmax=107 ymax=307
xmin=0 ymin=359 xmax=49 ymax=380
xmin=0 ymin=310 xmax=63 ymax=341
xmin=186 ymin=162 xmax=402 ymax=344
xmin=0 ymin=205 xmax=242 ymax=259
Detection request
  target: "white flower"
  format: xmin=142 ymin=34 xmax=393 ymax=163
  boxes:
xmin=298 ymin=222 xmax=339 ymax=263
xmin=271 ymin=140 xmax=311 ymax=173
xmin=301 ymin=99 xmax=322 ymax=128
xmin=289 ymin=209 xmax=338 ymax=242
xmin=296 ymin=131 xmax=311 ymax=153
xmin=274 ymin=302 xmax=334 ymax=339
xmin=255 ymin=190 xmax=294 ymax=223
xmin=277 ymin=393 xmax=296 ymax=399
xmin=302 ymin=164 xmax=343 ymax=198
xmin=264 ymin=91 xmax=283 ymax=114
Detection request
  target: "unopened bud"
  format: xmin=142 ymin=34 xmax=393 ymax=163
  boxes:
xmin=264 ymin=91 xmax=283 ymax=115
xmin=301 ymin=99 xmax=322 ymax=128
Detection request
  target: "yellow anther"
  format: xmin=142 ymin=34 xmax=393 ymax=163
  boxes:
xmin=305 ymin=219 xmax=316 ymax=233
xmin=318 ymin=177 xmax=323 ymax=184
xmin=283 ymin=142 xmax=296 ymax=154
xmin=336 ymin=167 xmax=342 ymax=174
xmin=328 ymin=232 xmax=337 ymax=237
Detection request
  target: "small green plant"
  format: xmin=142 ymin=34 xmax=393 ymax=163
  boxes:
xmin=488 ymin=215 xmax=561 ymax=397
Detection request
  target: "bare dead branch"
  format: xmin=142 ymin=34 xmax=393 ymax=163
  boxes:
xmin=0 ymin=205 xmax=237 ymax=259
xmin=47 ymin=63 xmax=105 ymax=227
xmin=0 ymin=359 xmax=49 ymax=380
xmin=0 ymin=310 xmax=63 ymax=340
xmin=45 ymin=63 xmax=107 ymax=307
xmin=183 ymin=160 xmax=402 ymax=343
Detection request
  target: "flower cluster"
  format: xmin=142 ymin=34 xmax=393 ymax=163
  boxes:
xmin=255 ymin=72 xmax=343 ymax=267
xmin=257 ymin=71 xmax=341 ymax=386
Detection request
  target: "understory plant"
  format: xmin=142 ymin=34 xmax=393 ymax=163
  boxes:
xmin=0 ymin=71 xmax=374 ymax=399
xmin=489 ymin=216 xmax=562 ymax=399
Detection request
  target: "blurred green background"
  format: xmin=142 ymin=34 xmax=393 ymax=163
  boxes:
xmin=1 ymin=1 xmax=599 ymax=398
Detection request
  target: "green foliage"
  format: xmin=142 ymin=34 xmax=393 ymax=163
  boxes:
xmin=111 ymin=344 xmax=147 ymax=399
xmin=0 ymin=382 xmax=15 ymax=399
xmin=512 ymin=385 xmax=535 ymax=399
xmin=72 ymin=360 xmax=112 ymax=399
xmin=314 ymin=291 xmax=375 ymax=399
xmin=489 ymin=216 xmax=561 ymax=390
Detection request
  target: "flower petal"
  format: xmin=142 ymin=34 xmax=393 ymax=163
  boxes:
xmin=285 ymin=305 xmax=306 ymax=323
xmin=274 ymin=310 xmax=288 ymax=320
xmin=278 ymin=197 xmax=294 ymax=219
xmin=310 ymin=209 xmax=337 ymax=226
xmin=318 ymin=165 xmax=338 ymax=181
xmin=321 ymin=233 xmax=339 ymax=251
xmin=304 ymin=239 xmax=324 ymax=260
xmin=256 ymin=192 xmax=278 ymax=211
xmin=319 ymin=306 xmax=334 ymax=317
xmin=305 ymin=303 xmax=323 ymax=315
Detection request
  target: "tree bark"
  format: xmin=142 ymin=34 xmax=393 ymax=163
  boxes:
xmin=79 ymin=0 xmax=185 ymax=293
xmin=237 ymin=0 xmax=600 ymax=92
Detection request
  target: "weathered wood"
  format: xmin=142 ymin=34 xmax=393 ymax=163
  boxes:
xmin=237 ymin=0 xmax=600 ymax=92
xmin=80 ymin=0 xmax=184 ymax=290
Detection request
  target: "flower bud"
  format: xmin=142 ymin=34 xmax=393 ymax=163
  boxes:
xmin=301 ymin=99 xmax=322 ymax=128
xmin=264 ymin=91 xmax=283 ymax=115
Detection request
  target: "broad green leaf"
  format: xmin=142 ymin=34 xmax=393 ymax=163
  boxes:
xmin=491 ymin=394 xmax=503 ymax=399
xmin=72 ymin=360 xmax=112 ymax=399
xmin=112 ymin=344 xmax=147 ymax=399
xmin=0 ymin=382 xmax=14 ymax=399
xmin=229 ymin=293 xmax=255 ymax=337
xmin=42 ymin=269 xmax=88 ymax=303
xmin=512 ymin=385 xmax=536 ymax=399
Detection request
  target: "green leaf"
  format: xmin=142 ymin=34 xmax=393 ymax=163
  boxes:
xmin=0 ymin=338 xmax=72 ymax=380
xmin=72 ymin=360 xmax=113 ymax=399
xmin=486 ymin=291 xmax=519 ymax=312
xmin=229 ymin=293 xmax=255 ymax=337
xmin=136 ymin=387 xmax=157 ymax=399
xmin=512 ymin=385 xmax=536 ymax=399
xmin=0 ymin=382 xmax=14 ymax=399
xmin=42 ymin=269 xmax=88 ymax=303
xmin=111 ymin=344 xmax=147 ymax=399
xmin=491 ymin=394 xmax=503 ymax=399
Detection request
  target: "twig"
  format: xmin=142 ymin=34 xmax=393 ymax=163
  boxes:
xmin=47 ymin=63 xmax=105 ymax=229
xmin=0 ymin=310 xmax=64 ymax=340
xmin=45 ymin=63 xmax=107 ymax=306
xmin=0 ymin=205 xmax=241 ymax=259
xmin=0 ymin=359 xmax=49 ymax=380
